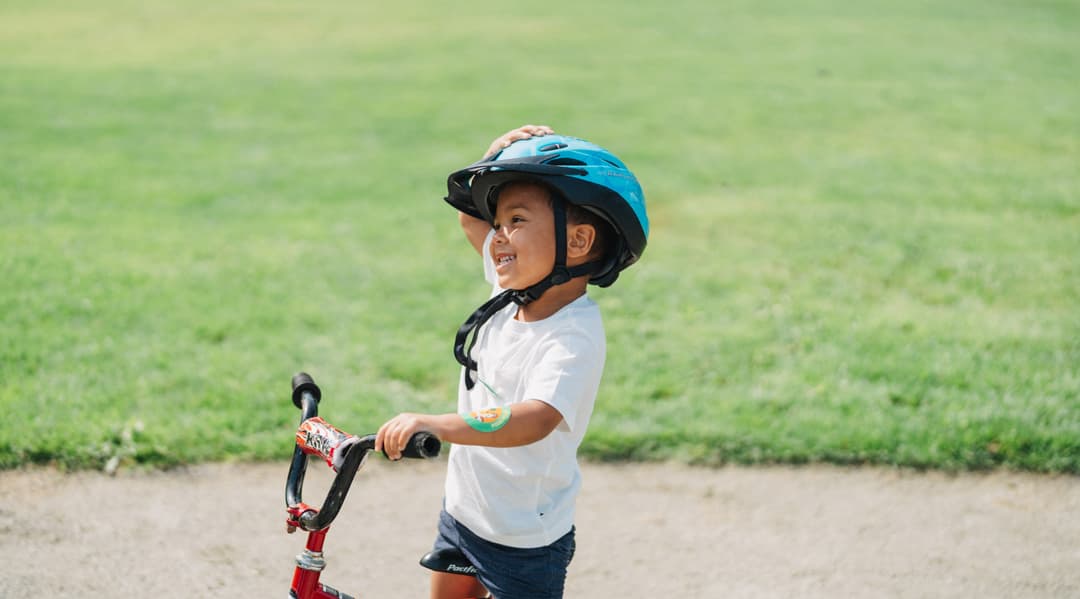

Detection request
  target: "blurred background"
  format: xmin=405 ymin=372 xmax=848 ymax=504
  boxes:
xmin=1 ymin=0 xmax=1077 ymax=472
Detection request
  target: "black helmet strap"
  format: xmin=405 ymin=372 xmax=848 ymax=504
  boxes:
xmin=453 ymin=200 xmax=600 ymax=389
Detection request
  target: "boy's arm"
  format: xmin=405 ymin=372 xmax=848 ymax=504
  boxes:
xmin=375 ymin=400 xmax=563 ymax=460
xmin=460 ymin=212 xmax=490 ymax=256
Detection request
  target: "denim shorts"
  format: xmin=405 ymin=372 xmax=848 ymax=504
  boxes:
xmin=432 ymin=509 xmax=576 ymax=599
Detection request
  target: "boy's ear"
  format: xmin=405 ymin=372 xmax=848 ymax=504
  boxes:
xmin=566 ymin=224 xmax=596 ymax=260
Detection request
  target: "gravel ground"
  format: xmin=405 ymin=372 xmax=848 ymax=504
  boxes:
xmin=1 ymin=459 xmax=1077 ymax=598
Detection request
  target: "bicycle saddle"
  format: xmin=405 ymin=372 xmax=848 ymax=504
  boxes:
xmin=419 ymin=548 xmax=478 ymax=577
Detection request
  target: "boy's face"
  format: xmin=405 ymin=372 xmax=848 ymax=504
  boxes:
xmin=489 ymin=183 xmax=557 ymax=290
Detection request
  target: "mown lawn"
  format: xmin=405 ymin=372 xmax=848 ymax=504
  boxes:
xmin=2 ymin=0 xmax=1077 ymax=472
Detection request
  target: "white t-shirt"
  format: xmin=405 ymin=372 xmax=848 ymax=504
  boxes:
xmin=444 ymin=230 xmax=606 ymax=548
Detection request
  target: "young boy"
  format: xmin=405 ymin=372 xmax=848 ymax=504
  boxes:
xmin=375 ymin=125 xmax=649 ymax=598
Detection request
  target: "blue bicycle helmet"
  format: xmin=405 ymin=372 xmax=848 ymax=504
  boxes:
xmin=446 ymin=135 xmax=649 ymax=288
xmin=445 ymin=135 xmax=649 ymax=389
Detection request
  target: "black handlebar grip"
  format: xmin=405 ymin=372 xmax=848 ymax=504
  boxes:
xmin=291 ymin=372 xmax=322 ymax=409
xmin=400 ymin=432 xmax=442 ymax=459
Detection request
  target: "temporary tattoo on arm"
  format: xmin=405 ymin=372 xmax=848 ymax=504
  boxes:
xmin=461 ymin=406 xmax=512 ymax=432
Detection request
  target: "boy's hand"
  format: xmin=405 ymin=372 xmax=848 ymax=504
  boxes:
xmin=376 ymin=412 xmax=436 ymax=461
xmin=483 ymin=124 xmax=554 ymax=158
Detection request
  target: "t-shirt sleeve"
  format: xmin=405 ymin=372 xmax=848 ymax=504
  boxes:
xmin=481 ymin=228 xmax=499 ymax=289
xmin=522 ymin=331 xmax=605 ymax=433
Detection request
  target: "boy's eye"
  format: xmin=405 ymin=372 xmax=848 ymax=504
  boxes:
xmin=492 ymin=216 xmax=524 ymax=230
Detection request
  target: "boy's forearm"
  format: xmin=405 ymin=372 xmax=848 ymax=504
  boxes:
xmin=432 ymin=400 xmax=562 ymax=448
xmin=459 ymin=212 xmax=489 ymax=255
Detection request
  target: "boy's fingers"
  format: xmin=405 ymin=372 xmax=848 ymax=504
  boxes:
xmin=387 ymin=424 xmax=405 ymax=460
xmin=395 ymin=425 xmax=413 ymax=459
xmin=375 ymin=420 xmax=396 ymax=454
xmin=484 ymin=125 xmax=553 ymax=156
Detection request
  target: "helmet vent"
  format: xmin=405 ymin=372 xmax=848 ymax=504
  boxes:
xmin=539 ymin=142 xmax=569 ymax=152
xmin=546 ymin=157 xmax=586 ymax=166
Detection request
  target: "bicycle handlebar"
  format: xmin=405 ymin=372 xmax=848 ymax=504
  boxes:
xmin=285 ymin=372 xmax=441 ymax=531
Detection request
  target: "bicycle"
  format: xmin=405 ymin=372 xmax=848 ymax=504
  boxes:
xmin=285 ymin=372 xmax=482 ymax=599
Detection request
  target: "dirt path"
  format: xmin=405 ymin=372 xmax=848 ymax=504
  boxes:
xmin=1 ymin=459 xmax=1077 ymax=598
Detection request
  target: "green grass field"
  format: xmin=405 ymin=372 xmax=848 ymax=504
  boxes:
xmin=2 ymin=0 xmax=1077 ymax=472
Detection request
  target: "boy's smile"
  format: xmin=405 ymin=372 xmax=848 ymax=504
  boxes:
xmin=489 ymin=183 xmax=557 ymax=291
